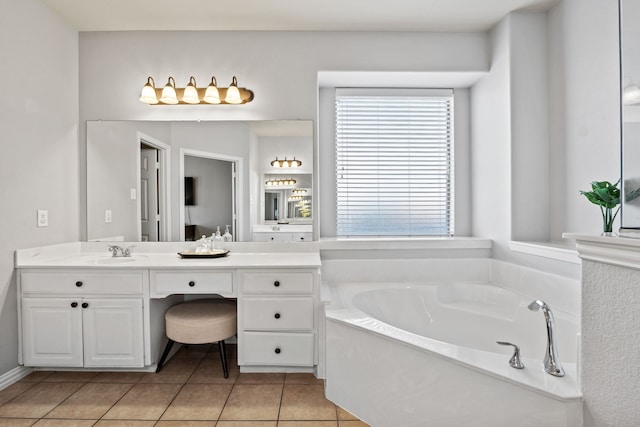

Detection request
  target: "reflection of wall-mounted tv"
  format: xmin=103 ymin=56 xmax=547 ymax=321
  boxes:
xmin=185 ymin=177 xmax=195 ymax=206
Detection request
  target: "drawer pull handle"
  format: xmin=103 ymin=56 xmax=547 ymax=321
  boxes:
xmin=71 ymin=302 xmax=78 ymax=308
xmin=270 ymin=237 xmax=275 ymax=240
xmin=274 ymin=313 xmax=281 ymax=319
xmin=300 ymin=237 xmax=305 ymax=240
xmin=188 ymin=281 xmax=195 ymax=287
xmin=81 ymin=302 xmax=89 ymax=309
xmin=275 ymin=347 xmax=281 ymax=354
xmin=274 ymin=281 xmax=280 ymax=287
xmin=75 ymin=281 xmax=83 ymax=287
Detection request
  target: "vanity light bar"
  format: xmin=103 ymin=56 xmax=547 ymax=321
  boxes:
xmin=265 ymin=178 xmax=297 ymax=186
xmin=139 ymin=76 xmax=254 ymax=105
xmin=271 ymin=157 xmax=302 ymax=168
xmin=292 ymin=188 xmax=308 ymax=195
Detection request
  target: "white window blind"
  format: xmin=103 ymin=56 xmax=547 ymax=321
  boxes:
xmin=335 ymin=88 xmax=454 ymax=237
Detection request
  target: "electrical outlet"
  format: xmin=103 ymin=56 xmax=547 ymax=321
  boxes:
xmin=130 ymin=188 xmax=137 ymax=200
xmin=37 ymin=210 xmax=48 ymax=227
xmin=105 ymin=210 xmax=112 ymax=223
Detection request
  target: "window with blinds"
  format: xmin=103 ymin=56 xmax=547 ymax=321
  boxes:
xmin=335 ymin=88 xmax=454 ymax=237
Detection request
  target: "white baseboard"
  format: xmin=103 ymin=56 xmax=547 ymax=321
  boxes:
xmin=0 ymin=366 xmax=33 ymax=391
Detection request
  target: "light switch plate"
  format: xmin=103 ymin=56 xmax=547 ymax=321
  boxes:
xmin=37 ymin=210 xmax=48 ymax=227
xmin=105 ymin=209 xmax=112 ymax=223
xmin=130 ymin=188 xmax=137 ymax=200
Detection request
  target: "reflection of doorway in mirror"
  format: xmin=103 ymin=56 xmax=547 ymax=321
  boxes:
xmin=137 ymin=134 xmax=170 ymax=242
xmin=182 ymin=153 xmax=237 ymax=241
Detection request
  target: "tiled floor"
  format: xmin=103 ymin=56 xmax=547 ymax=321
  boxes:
xmin=0 ymin=344 xmax=370 ymax=427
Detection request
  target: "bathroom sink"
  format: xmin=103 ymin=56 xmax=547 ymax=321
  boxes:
xmin=71 ymin=255 xmax=146 ymax=265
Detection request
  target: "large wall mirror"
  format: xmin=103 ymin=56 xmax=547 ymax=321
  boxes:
xmin=620 ymin=0 xmax=640 ymax=233
xmin=86 ymin=120 xmax=313 ymax=242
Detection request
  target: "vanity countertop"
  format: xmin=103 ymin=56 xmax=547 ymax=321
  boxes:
xmin=15 ymin=242 xmax=321 ymax=270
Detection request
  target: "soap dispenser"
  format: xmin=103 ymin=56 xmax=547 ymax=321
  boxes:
xmin=212 ymin=226 xmax=223 ymax=250
xmin=223 ymin=225 xmax=233 ymax=243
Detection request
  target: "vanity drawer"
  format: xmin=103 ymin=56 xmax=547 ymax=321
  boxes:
xmin=242 ymin=331 xmax=314 ymax=366
xmin=243 ymin=297 xmax=314 ymax=330
xmin=241 ymin=271 xmax=313 ymax=294
xmin=292 ymin=233 xmax=312 ymax=242
xmin=20 ymin=271 xmax=144 ymax=295
xmin=151 ymin=270 xmax=234 ymax=297
xmin=253 ymin=233 xmax=292 ymax=242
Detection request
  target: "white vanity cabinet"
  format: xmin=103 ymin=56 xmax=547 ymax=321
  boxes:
xmin=253 ymin=232 xmax=313 ymax=242
xmin=238 ymin=269 xmax=317 ymax=369
xmin=19 ymin=269 xmax=145 ymax=368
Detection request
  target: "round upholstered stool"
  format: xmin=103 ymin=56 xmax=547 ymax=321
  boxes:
xmin=156 ymin=298 xmax=237 ymax=378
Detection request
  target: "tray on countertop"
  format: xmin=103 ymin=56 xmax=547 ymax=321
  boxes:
xmin=177 ymin=250 xmax=230 ymax=259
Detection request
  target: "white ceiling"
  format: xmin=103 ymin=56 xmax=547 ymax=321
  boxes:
xmin=41 ymin=0 xmax=560 ymax=32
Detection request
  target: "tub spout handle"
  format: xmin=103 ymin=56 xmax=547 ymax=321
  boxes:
xmin=497 ymin=341 xmax=525 ymax=369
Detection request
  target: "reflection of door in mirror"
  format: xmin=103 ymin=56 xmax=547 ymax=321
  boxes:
xmin=265 ymin=191 xmax=282 ymax=221
xmin=140 ymin=144 xmax=159 ymax=241
xmin=183 ymin=155 xmax=235 ymax=241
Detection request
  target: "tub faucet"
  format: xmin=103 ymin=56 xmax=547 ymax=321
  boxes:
xmin=527 ymin=299 xmax=565 ymax=377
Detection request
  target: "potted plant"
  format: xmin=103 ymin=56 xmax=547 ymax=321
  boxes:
xmin=580 ymin=180 xmax=621 ymax=234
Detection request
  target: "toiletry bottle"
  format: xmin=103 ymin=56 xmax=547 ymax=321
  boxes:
xmin=195 ymin=235 xmax=208 ymax=254
xmin=212 ymin=226 xmax=223 ymax=250
xmin=223 ymin=225 xmax=233 ymax=242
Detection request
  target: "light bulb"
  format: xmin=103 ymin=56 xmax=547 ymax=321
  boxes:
xmin=182 ymin=76 xmax=200 ymax=104
xmin=139 ymin=77 xmax=158 ymax=104
xmin=160 ymin=77 xmax=178 ymax=104
xmin=224 ymin=76 xmax=242 ymax=104
xmin=204 ymin=76 xmax=221 ymax=104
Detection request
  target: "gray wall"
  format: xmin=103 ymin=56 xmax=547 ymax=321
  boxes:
xmin=0 ymin=0 xmax=79 ymax=375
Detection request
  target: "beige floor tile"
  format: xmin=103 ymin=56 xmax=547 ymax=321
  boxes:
xmin=140 ymin=357 xmax=199 ymax=384
xmin=156 ymin=421 xmax=216 ymax=427
xmin=236 ymin=373 xmax=285 ymax=384
xmin=0 ymin=382 xmax=83 ymax=418
xmin=33 ymin=420 xmax=96 ymax=426
xmin=278 ymin=384 xmax=337 ymax=421
xmin=219 ymin=384 xmax=282 ymax=421
xmin=18 ymin=372 xmax=53 ymax=383
xmin=338 ymin=421 xmax=371 ymax=427
xmin=337 ymin=407 xmax=359 ymax=421
xmin=44 ymin=382 xmax=133 ymax=419
xmin=101 ymin=383 xmax=181 ymax=420
xmin=0 ymin=382 xmax=35 ymax=406
xmin=41 ymin=372 xmax=98 ymax=383
xmin=278 ymin=422 xmax=338 ymax=427
xmin=0 ymin=420 xmax=36 ymax=427
xmin=216 ymin=422 xmax=276 ymax=427
xmin=91 ymin=371 xmax=145 ymax=383
xmin=94 ymin=421 xmax=155 ymax=426
xmin=284 ymin=373 xmax=323 ymax=385
xmin=174 ymin=344 xmax=213 ymax=359
xmin=187 ymin=358 xmax=239 ymax=384
xmin=161 ymin=383 xmax=232 ymax=421
xmin=207 ymin=344 xmax=238 ymax=360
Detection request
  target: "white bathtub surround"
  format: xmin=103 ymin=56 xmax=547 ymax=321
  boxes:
xmin=564 ymin=233 xmax=640 ymax=427
xmin=323 ymin=260 xmax=582 ymax=427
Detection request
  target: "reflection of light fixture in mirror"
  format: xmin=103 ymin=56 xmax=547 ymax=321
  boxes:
xmin=139 ymin=75 xmax=254 ymax=105
xmin=271 ymin=157 xmax=302 ymax=168
xmin=288 ymin=195 xmax=304 ymax=201
xmin=292 ymin=188 xmax=307 ymax=195
xmin=265 ymin=178 xmax=297 ymax=186
xmin=160 ymin=77 xmax=179 ymax=104
xmin=624 ymin=84 xmax=640 ymax=105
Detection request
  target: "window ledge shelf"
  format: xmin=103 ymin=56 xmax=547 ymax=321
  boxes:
xmin=509 ymin=241 xmax=580 ymax=264
xmin=320 ymin=237 xmax=492 ymax=251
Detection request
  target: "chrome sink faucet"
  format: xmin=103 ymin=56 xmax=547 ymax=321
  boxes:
xmin=108 ymin=245 xmax=133 ymax=257
xmin=528 ymin=299 xmax=565 ymax=377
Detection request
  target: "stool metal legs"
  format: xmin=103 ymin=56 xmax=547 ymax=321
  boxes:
xmin=156 ymin=338 xmax=229 ymax=378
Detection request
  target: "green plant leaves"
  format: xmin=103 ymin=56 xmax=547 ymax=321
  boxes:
xmin=580 ymin=180 xmax=620 ymax=209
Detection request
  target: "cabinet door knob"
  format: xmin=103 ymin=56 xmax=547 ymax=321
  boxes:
xmin=75 ymin=281 xmax=83 ymax=287
xmin=274 ymin=347 xmax=281 ymax=354
xmin=270 ymin=237 xmax=275 ymax=240
xmin=274 ymin=280 xmax=280 ymax=287
xmin=274 ymin=313 xmax=281 ymax=319
xmin=188 ymin=281 xmax=195 ymax=287
xmin=300 ymin=237 xmax=305 ymax=240
xmin=71 ymin=302 xmax=78 ymax=308
xmin=81 ymin=302 xmax=89 ymax=308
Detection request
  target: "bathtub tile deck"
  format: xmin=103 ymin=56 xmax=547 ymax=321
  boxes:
xmin=0 ymin=344 xmax=370 ymax=427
